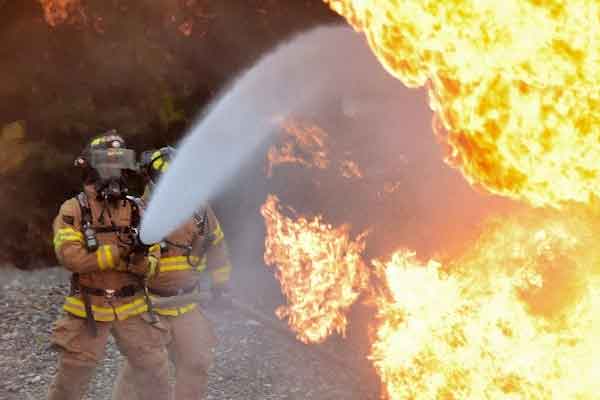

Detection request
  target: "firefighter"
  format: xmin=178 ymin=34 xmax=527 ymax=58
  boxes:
xmin=111 ymin=146 xmax=232 ymax=400
xmin=47 ymin=132 xmax=170 ymax=400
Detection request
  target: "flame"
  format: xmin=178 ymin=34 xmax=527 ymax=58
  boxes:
xmin=325 ymin=0 xmax=600 ymax=208
xmin=266 ymin=118 xmax=330 ymax=177
xmin=261 ymin=194 xmax=600 ymax=397
xmin=370 ymin=211 xmax=600 ymax=399
xmin=339 ymin=159 xmax=364 ymax=179
xmin=260 ymin=194 xmax=369 ymax=344
xmin=38 ymin=0 xmax=84 ymax=27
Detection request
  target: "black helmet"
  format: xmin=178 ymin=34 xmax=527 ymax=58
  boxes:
xmin=75 ymin=130 xmax=137 ymax=183
xmin=139 ymin=146 xmax=175 ymax=185
xmin=75 ymin=130 xmax=137 ymax=200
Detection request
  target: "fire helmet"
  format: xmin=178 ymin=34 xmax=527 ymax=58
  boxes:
xmin=139 ymin=146 xmax=175 ymax=185
xmin=75 ymin=130 xmax=137 ymax=183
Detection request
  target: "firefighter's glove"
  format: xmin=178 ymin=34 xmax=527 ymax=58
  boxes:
xmin=128 ymin=244 xmax=161 ymax=279
xmin=146 ymin=243 xmax=161 ymax=279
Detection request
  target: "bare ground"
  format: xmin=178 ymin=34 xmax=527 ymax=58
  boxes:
xmin=0 ymin=267 xmax=378 ymax=400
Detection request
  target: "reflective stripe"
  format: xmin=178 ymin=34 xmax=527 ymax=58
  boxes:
xmin=159 ymin=256 xmax=203 ymax=272
xmin=115 ymin=298 xmax=149 ymax=320
xmin=56 ymin=227 xmax=82 ymax=236
xmin=160 ymin=256 xmax=199 ymax=265
xmin=105 ymin=246 xmax=115 ymax=269
xmin=212 ymin=224 xmax=224 ymax=246
xmin=154 ymin=302 xmax=197 ymax=316
xmin=212 ymin=264 xmax=232 ymax=284
xmin=97 ymin=246 xmax=107 ymax=270
xmin=53 ymin=228 xmax=84 ymax=251
xmin=63 ymin=297 xmax=117 ymax=321
xmin=160 ymin=264 xmax=193 ymax=272
xmin=63 ymin=296 xmax=147 ymax=321
xmin=53 ymin=235 xmax=84 ymax=251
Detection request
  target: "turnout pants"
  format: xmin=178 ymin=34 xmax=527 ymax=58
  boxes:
xmin=47 ymin=314 xmax=170 ymax=400
xmin=112 ymin=308 xmax=217 ymax=400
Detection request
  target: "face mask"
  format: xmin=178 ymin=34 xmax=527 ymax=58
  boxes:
xmin=95 ymin=177 xmax=128 ymax=202
xmin=89 ymin=148 xmax=136 ymax=202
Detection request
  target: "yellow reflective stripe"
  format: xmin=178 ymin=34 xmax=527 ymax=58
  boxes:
xmin=212 ymin=224 xmax=224 ymax=246
xmin=105 ymin=246 xmax=115 ymax=269
xmin=212 ymin=264 xmax=232 ymax=284
xmin=63 ymin=296 xmax=147 ymax=321
xmin=160 ymin=264 xmax=193 ymax=272
xmin=115 ymin=302 xmax=148 ymax=320
xmin=114 ymin=297 xmax=147 ymax=313
xmin=97 ymin=246 xmax=107 ymax=270
xmin=56 ymin=227 xmax=83 ymax=236
xmin=63 ymin=297 xmax=116 ymax=321
xmin=154 ymin=302 xmax=197 ymax=316
xmin=160 ymin=256 xmax=198 ymax=265
xmin=159 ymin=256 xmax=202 ymax=272
xmin=54 ymin=234 xmax=83 ymax=244
xmin=53 ymin=229 xmax=84 ymax=250
xmin=53 ymin=235 xmax=84 ymax=251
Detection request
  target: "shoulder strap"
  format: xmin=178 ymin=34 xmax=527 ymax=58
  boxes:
xmin=76 ymin=192 xmax=92 ymax=226
xmin=193 ymin=209 xmax=208 ymax=236
xmin=125 ymin=196 xmax=142 ymax=228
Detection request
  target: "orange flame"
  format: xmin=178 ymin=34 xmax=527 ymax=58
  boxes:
xmin=339 ymin=159 xmax=364 ymax=179
xmin=261 ymin=195 xmax=600 ymax=397
xmin=325 ymin=0 xmax=600 ymax=208
xmin=260 ymin=194 xmax=369 ymax=344
xmin=370 ymin=212 xmax=600 ymax=399
xmin=266 ymin=118 xmax=330 ymax=177
xmin=38 ymin=0 xmax=84 ymax=27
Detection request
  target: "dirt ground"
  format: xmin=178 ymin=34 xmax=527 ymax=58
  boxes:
xmin=0 ymin=266 xmax=379 ymax=400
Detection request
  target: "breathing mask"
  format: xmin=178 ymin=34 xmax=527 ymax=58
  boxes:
xmin=89 ymin=147 xmax=136 ymax=201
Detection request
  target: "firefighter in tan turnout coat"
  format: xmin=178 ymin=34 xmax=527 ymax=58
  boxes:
xmin=47 ymin=133 xmax=170 ymax=400
xmin=112 ymin=146 xmax=233 ymax=400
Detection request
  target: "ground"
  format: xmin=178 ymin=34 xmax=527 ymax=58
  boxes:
xmin=0 ymin=267 xmax=377 ymax=400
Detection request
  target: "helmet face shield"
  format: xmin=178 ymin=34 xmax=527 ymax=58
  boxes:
xmin=89 ymin=148 xmax=137 ymax=180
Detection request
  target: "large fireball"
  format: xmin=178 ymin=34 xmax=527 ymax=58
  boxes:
xmin=326 ymin=0 xmax=600 ymax=207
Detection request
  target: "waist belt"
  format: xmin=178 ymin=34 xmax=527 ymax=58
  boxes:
xmin=80 ymin=284 xmax=140 ymax=299
xmin=148 ymin=284 xmax=197 ymax=298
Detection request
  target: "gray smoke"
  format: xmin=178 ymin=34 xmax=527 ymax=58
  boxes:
xmin=140 ymin=25 xmax=396 ymax=243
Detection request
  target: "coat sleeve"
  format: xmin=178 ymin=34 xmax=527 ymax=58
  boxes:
xmin=53 ymin=198 xmax=120 ymax=273
xmin=204 ymin=206 xmax=232 ymax=288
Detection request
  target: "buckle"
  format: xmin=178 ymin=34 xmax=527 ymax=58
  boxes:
xmin=104 ymin=289 xmax=116 ymax=299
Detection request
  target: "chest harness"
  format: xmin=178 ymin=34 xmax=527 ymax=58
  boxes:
xmin=70 ymin=192 xmax=142 ymax=335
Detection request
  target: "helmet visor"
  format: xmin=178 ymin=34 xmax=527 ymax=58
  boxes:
xmin=90 ymin=148 xmax=137 ymax=179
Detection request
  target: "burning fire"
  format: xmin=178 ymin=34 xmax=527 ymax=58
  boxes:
xmin=339 ymin=159 xmax=363 ymax=179
xmin=260 ymin=194 xmax=369 ymax=344
xmin=370 ymin=211 xmax=600 ymax=399
xmin=262 ymin=200 xmax=600 ymax=398
xmin=266 ymin=118 xmax=330 ymax=177
xmin=325 ymin=0 xmax=600 ymax=208
xmin=38 ymin=0 xmax=84 ymax=27
xmin=267 ymin=118 xmax=364 ymax=180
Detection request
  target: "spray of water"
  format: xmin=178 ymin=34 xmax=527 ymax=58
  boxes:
xmin=140 ymin=25 xmax=396 ymax=243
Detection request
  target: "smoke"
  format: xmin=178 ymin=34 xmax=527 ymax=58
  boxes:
xmin=140 ymin=25 xmax=403 ymax=243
